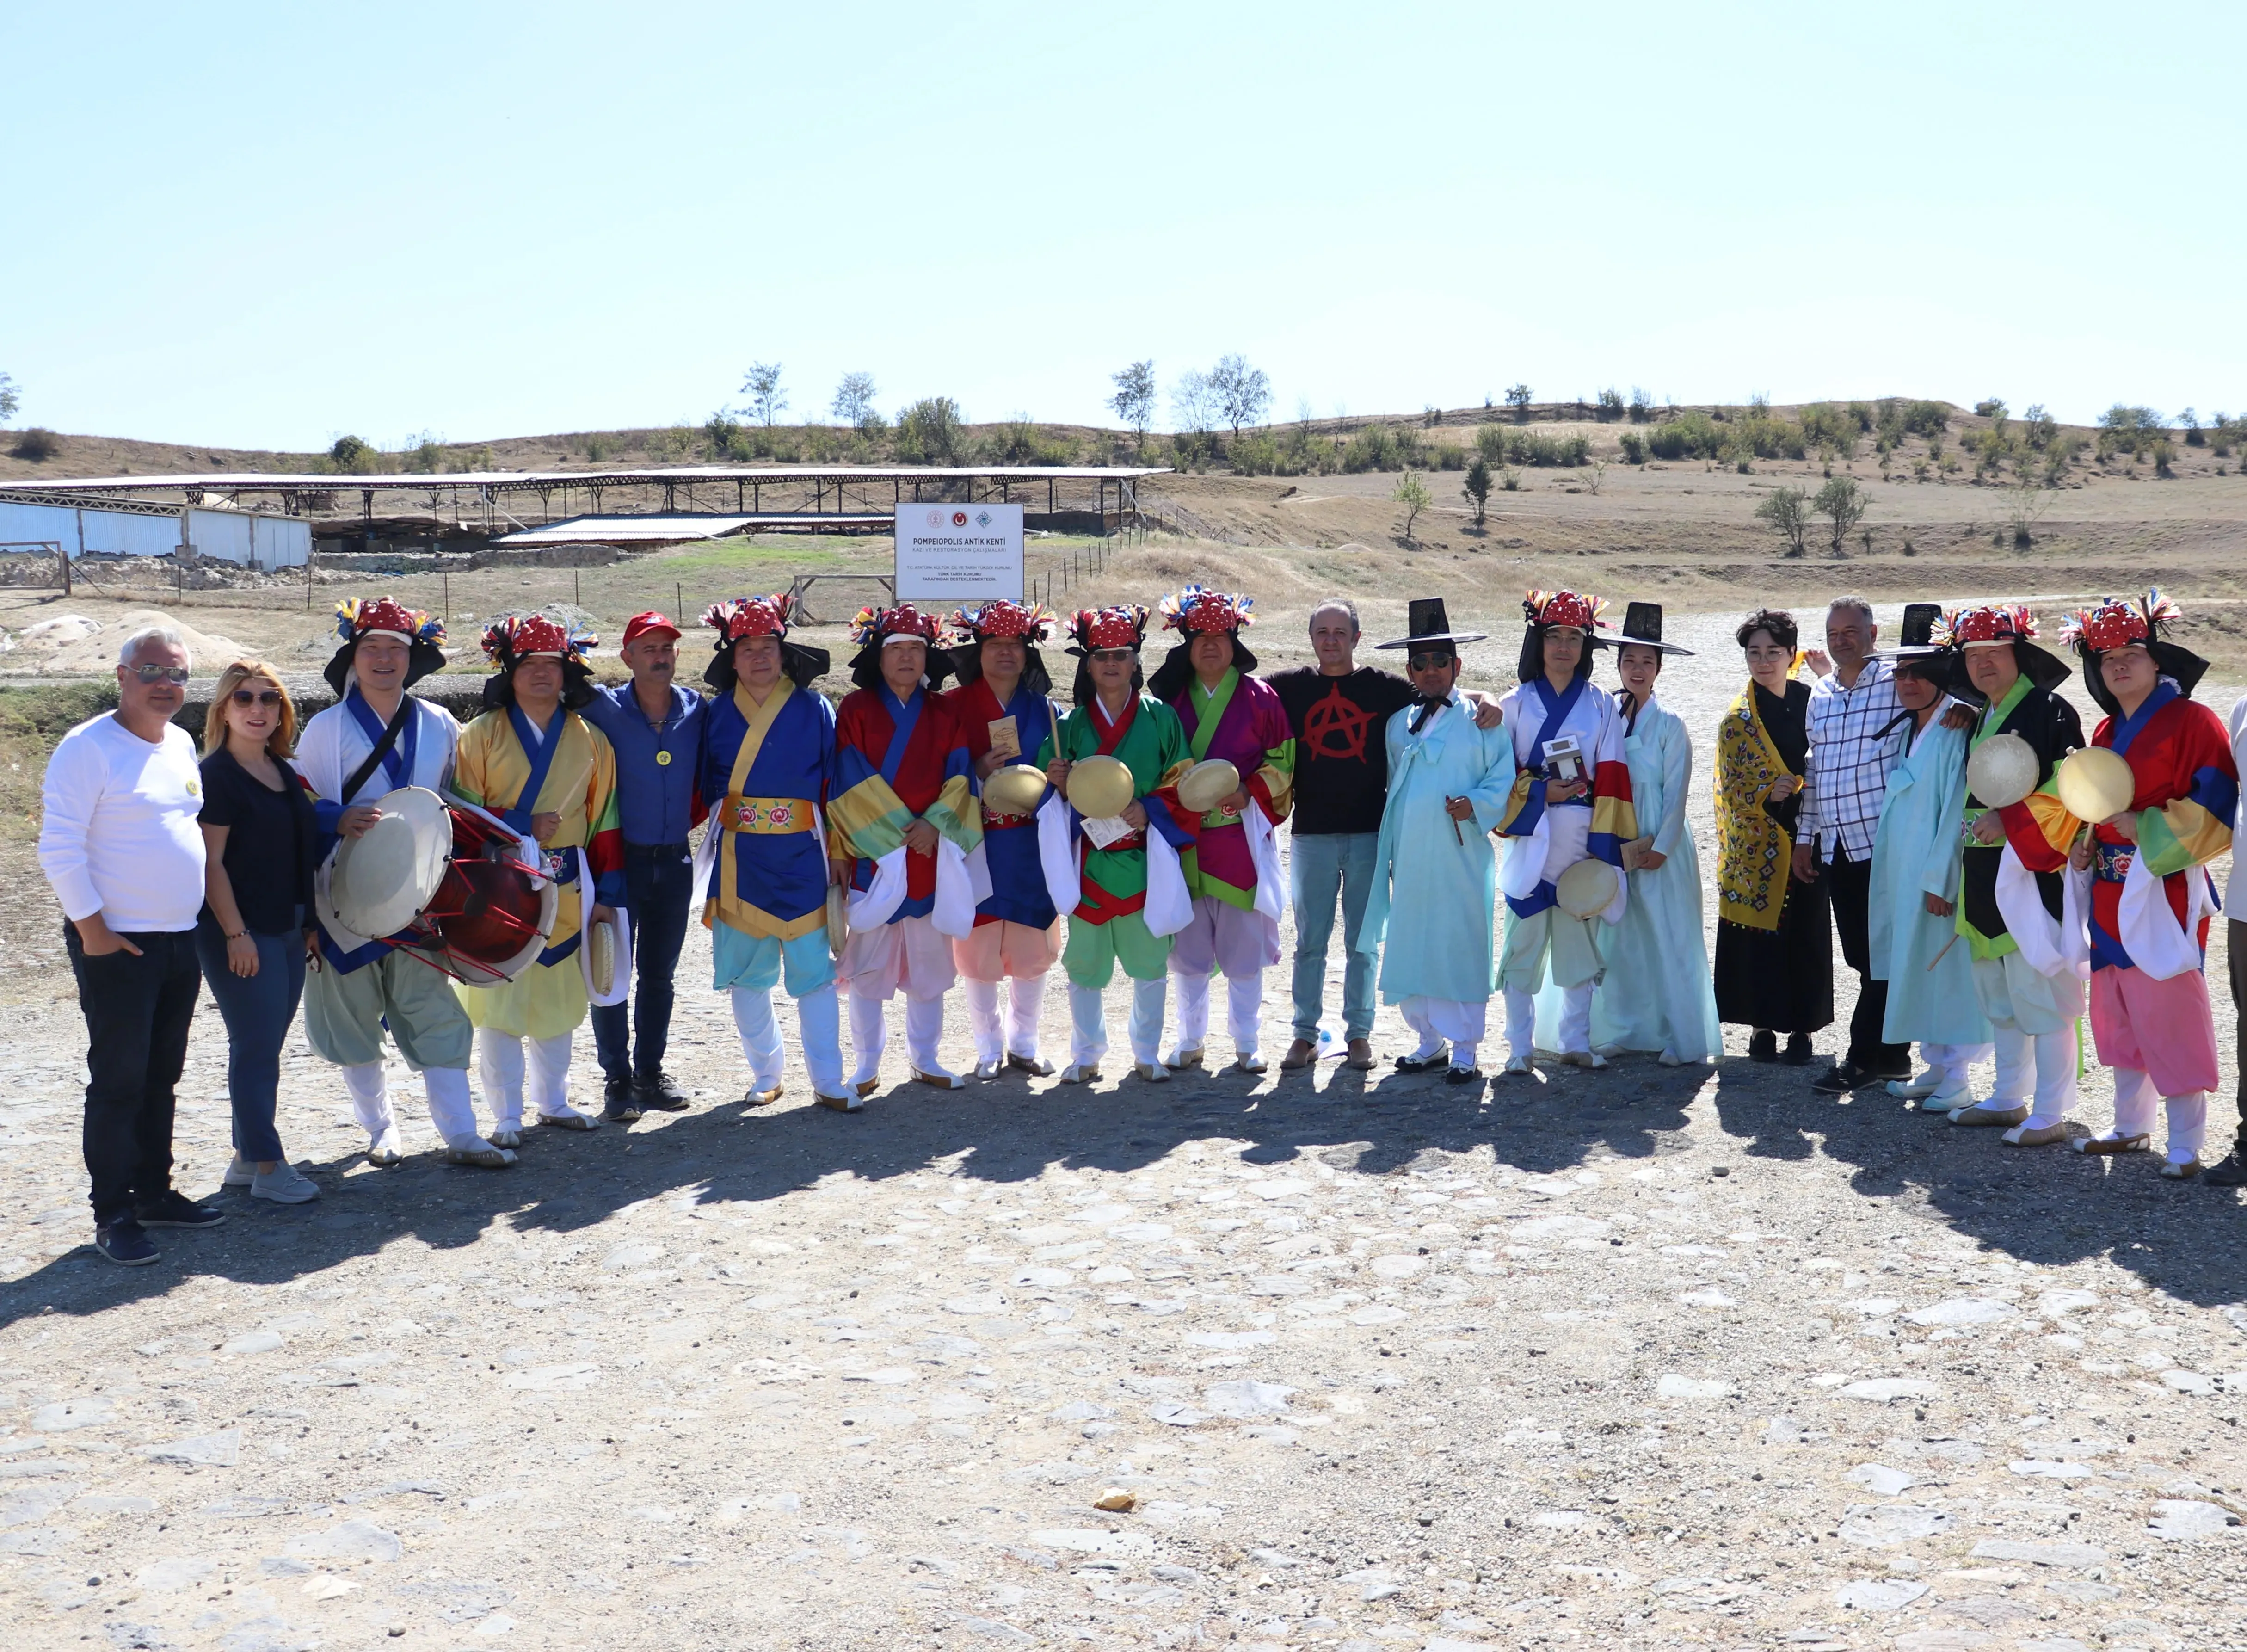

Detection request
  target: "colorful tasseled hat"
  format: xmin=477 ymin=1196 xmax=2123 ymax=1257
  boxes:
xmin=2060 ymin=591 xmax=2178 ymax=654
xmin=1939 ymin=604 xmax=2038 ymax=647
xmin=952 ymin=599 xmax=1054 ymax=643
xmin=1149 ymin=586 xmax=1259 ymax=701
xmin=2060 ymin=590 xmax=2205 ymax=715
xmin=949 ymin=600 xmax=1056 ymax=695
xmin=325 ymin=595 xmax=447 ymax=694
xmin=704 ymin=593 xmax=795 ymax=642
xmin=1067 ymin=604 xmax=1151 ymax=654
xmin=846 ymin=603 xmax=952 ymax=692
xmin=1524 ymin=589 xmax=1608 ymax=632
xmin=1158 ymin=585 xmax=1254 ymax=635
xmin=702 ymin=593 xmax=830 ymax=691
xmin=478 ymin=612 xmax=597 ymax=711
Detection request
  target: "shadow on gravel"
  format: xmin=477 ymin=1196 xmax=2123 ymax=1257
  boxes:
xmin=6 ymin=1049 xmax=2238 ymax=1329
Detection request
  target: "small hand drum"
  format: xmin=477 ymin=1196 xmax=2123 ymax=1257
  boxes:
xmin=825 ymin=882 xmax=850 ymax=960
xmin=1065 ymin=754 xmax=1134 ymax=819
xmin=1555 ymin=857 xmax=1619 ymax=918
xmin=1176 ymin=758 xmax=1242 ymax=815
xmin=1965 ymin=733 xmax=2039 ymax=809
xmin=982 ymin=763 xmax=1049 ymax=818
xmin=586 ymin=914 xmax=617 ymax=997
xmin=2056 ymin=746 xmax=2136 ymax=824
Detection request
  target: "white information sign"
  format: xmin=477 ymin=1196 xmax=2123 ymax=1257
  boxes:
xmin=894 ymin=502 xmax=1023 ymax=603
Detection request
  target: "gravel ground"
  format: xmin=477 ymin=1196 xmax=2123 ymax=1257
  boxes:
xmin=2 ymin=606 xmax=2241 ymax=1652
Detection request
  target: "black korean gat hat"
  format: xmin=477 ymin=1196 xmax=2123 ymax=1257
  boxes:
xmin=1611 ymin=601 xmax=1692 ymax=657
xmin=1375 ymin=597 xmax=1487 ymax=650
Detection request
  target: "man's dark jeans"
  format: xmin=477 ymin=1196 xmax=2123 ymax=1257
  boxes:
xmin=591 ymin=841 xmax=694 ymax=1083
xmin=64 ymin=924 xmax=199 ymax=1227
xmin=1826 ymin=843 xmax=1909 ymax=1074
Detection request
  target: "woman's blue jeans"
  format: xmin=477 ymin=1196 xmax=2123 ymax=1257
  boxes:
xmin=195 ymin=914 xmax=307 ymax=1165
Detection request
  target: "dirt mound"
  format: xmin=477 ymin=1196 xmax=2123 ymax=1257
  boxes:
xmin=6 ymin=606 xmax=250 ymax=674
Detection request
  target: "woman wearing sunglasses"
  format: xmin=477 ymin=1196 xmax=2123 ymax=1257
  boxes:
xmin=196 ymin=661 xmax=322 ymax=1204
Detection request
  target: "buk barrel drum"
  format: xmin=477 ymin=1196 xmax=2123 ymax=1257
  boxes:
xmin=316 ymin=786 xmax=556 ymax=983
xmin=1965 ymin=732 xmax=2039 ymax=809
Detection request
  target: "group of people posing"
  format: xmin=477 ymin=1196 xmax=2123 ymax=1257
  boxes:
xmin=36 ymin=580 xmax=2247 ymax=1267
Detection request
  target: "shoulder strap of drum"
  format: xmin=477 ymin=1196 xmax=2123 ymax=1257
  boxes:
xmin=340 ymin=696 xmax=412 ymax=805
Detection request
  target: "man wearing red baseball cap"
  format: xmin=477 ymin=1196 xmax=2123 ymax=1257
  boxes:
xmin=582 ymin=610 xmax=707 ymax=1118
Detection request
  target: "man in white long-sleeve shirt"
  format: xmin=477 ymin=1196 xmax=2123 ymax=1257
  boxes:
xmin=38 ymin=624 xmax=225 ymax=1265
xmin=297 ymin=597 xmax=513 ymax=1169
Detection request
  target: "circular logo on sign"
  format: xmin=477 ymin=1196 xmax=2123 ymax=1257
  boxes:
xmin=952 ymin=511 xmax=968 ymax=527
xmin=925 ymin=509 xmax=943 ymax=527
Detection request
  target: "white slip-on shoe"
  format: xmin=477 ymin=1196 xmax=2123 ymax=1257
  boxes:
xmin=1133 ymin=1061 xmax=1172 ymax=1083
xmin=912 ymin=1066 xmax=967 ymax=1091
xmin=814 ymin=1090 xmax=864 ymax=1112
xmin=487 ymin=1126 xmax=523 ymax=1149
xmin=251 ymin=1163 xmax=320 ymax=1204
xmin=1502 ymin=1053 xmax=1535 ymax=1077
xmin=1163 ymin=1045 xmax=1205 ymax=1071
xmin=972 ymin=1057 xmax=1003 ymax=1081
xmin=1887 ymin=1071 xmax=1943 ymax=1100
xmin=443 ymin=1134 xmax=517 ymax=1168
xmin=535 ymin=1106 xmax=601 ymax=1131
xmin=365 ymin=1128 xmax=404 ymax=1167
xmin=1059 ymin=1063 xmax=1099 ymax=1085
xmin=1006 ymin=1052 xmax=1056 ymax=1077
xmin=1235 ymin=1052 xmax=1268 ymax=1074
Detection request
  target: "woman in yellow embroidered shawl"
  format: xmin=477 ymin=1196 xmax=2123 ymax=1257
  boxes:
xmin=1711 ymin=608 xmax=1835 ymax=1064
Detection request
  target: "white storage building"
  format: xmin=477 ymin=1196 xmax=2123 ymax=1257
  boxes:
xmin=0 ymin=495 xmax=310 ymax=568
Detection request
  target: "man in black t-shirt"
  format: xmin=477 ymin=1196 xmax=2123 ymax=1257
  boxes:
xmin=1270 ymin=599 xmax=1501 ymax=1070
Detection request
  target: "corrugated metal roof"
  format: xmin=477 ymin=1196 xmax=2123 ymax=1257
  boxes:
xmin=1 ymin=463 xmax=1167 ymax=498
xmin=491 ymin=512 xmax=892 ymax=546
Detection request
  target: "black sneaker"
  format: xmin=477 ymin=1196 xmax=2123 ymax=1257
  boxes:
xmin=1779 ymin=1034 xmax=1815 ymax=1066
xmin=133 ymin=1191 xmax=224 ymax=1229
xmin=1444 ymin=1065 xmax=1484 ymax=1086
xmin=1395 ymin=1048 xmax=1449 ymax=1074
xmin=95 ymin=1219 xmax=159 ymax=1265
xmin=633 ymin=1072 xmax=691 ymax=1112
xmin=602 ymin=1074 xmax=642 ymax=1122
xmin=1748 ymin=1030 xmax=1779 ymax=1064
xmin=2202 ymin=1153 xmax=2247 ymax=1187
xmin=1812 ymin=1061 xmax=1870 ymax=1095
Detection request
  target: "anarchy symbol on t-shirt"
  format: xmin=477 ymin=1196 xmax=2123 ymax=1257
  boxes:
xmin=1303 ymin=683 xmax=1376 ymax=763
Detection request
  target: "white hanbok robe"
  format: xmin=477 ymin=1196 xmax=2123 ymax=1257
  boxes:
xmin=1579 ymin=695 xmax=1720 ymax=1061
xmin=1355 ymin=694 xmax=1516 ymax=1006
xmin=1868 ymin=708 xmax=1994 ymax=1047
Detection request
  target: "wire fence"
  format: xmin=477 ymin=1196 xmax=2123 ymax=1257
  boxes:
xmin=0 ymin=527 xmax=1151 ymax=640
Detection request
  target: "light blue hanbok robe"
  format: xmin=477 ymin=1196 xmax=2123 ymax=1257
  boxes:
xmin=1869 ymin=709 xmax=1992 ymax=1046
xmin=1577 ymin=695 xmax=1721 ymax=1061
xmin=1356 ymin=694 xmax=1516 ymax=1005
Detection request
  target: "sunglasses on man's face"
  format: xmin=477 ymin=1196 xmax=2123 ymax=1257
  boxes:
xmin=1408 ymin=652 xmax=1454 ymax=671
xmin=128 ymin=664 xmax=191 ymax=685
xmin=231 ymin=688 xmax=283 ymax=707
xmin=1090 ymin=649 xmax=1134 ymax=663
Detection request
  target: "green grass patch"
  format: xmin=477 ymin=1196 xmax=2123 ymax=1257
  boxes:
xmin=0 ymin=683 xmax=117 ymax=841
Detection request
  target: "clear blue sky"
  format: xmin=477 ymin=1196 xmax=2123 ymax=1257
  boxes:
xmin=4 ymin=2 xmax=2241 ymax=450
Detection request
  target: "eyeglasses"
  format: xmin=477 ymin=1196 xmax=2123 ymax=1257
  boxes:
xmin=1408 ymin=652 xmax=1454 ymax=671
xmin=127 ymin=664 xmax=191 ymax=685
xmin=230 ymin=688 xmax=283 ymax=707
xmin=1090 ymin=648 xmax=1134 ymax=663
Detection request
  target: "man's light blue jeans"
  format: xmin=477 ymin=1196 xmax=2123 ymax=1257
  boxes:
xmin=1289 ymin=830 xmax=1380 ymax=1044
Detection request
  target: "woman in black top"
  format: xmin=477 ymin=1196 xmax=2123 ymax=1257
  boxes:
xmin=197 ymin=661 xmax=322 ymax=1204
xmin=1711 ymin=610 xmax=1835 ymax=1063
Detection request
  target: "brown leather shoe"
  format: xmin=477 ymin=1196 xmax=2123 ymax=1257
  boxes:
xmin=1948 ymin=1102 xmax=2028 ymax=1128
xmin=2160 ymin=1158 xmax=2202 ymax=1180
xmin=1345 ymin=1038 xmax=1376 ymax=1070
xmin=1280 ymin=1038 xmax=1318 ymax=1071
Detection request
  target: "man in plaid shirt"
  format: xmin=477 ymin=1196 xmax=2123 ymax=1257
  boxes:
xmin=1791 ymin=597 xmax=1913 ymax=1093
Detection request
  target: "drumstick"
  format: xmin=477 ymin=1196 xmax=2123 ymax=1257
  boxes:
xmin=1925 ymin=932 xmax=1957 ymax=970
